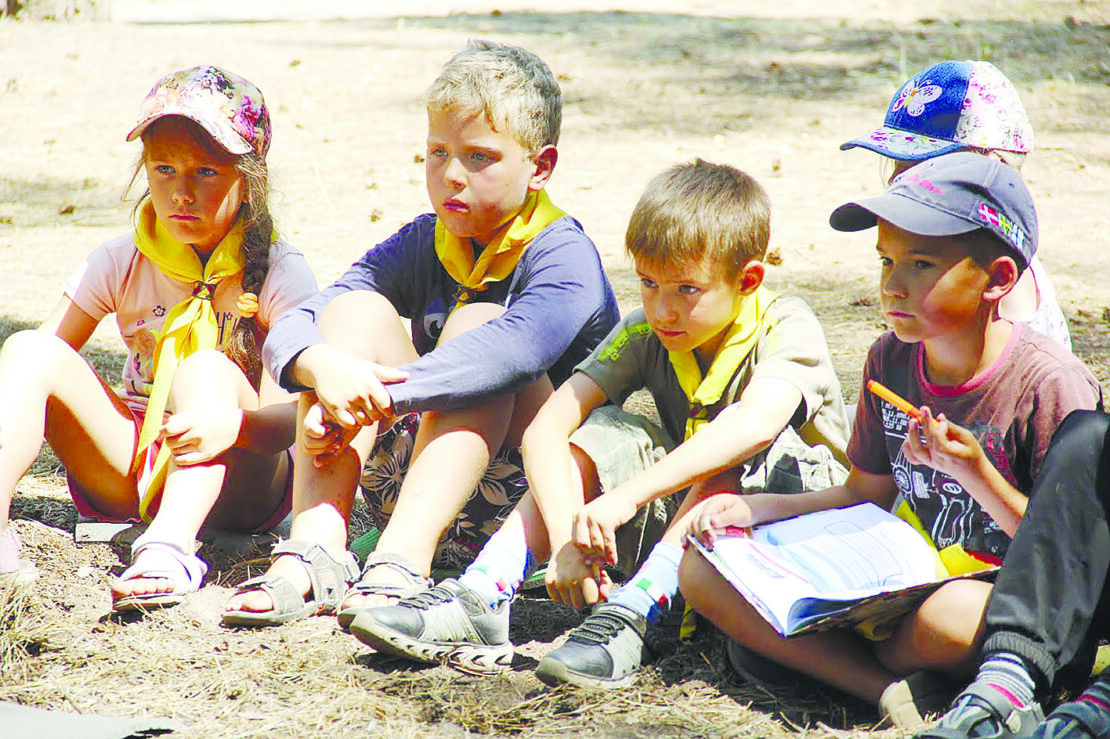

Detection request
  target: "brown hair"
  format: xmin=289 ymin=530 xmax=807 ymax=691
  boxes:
xmin=128 ymin=116 xmax=272 ymax=389
xmin=625 ymin=159 xmax=771 ymax=281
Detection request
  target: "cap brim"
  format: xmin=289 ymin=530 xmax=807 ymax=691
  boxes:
xmin=830 ymin=193 xmax=979 ymax=237
xmin=125 ymin=112 xmax=252 ymax=156
xmin=840 ymin=127 xmax=963 ymax=161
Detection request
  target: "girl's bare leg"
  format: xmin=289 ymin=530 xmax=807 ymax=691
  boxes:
xmin=0 ymin=330 xmax=139 ymax=535
xmin=113 ymin=350 xmax=289 ymax=599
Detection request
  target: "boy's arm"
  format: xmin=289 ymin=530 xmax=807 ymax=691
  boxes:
xmin=688 ymin=466 xmax=897 ymax=548
xmin=521 ymin=372 xmax=609 ymax=557
xmin=388 ymin=226 xmax=616 ymax=415
xmin=262 ymin=218 xmax=433 ymax=393
xmin=574 ymin=375 xmax=830 ymax=565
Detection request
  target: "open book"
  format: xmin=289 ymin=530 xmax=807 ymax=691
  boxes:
xmin=689 ymin=502 xmax=997 ymax=638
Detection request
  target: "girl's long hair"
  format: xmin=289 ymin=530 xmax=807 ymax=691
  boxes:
xmin=128 ymin=117 xmax=273 ymax=390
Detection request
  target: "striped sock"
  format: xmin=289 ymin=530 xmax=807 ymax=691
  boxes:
xmin=975 ymin=652 xmax=1036 ymax=708
xmin=608 ymin=542 xmax=683 ymax=623
xmin=458 ymin=523 xmax=536 ymax=609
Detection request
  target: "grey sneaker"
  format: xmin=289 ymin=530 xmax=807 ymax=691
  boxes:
xmin=1033 ymin=673 xmax=1110 ymax=738
xmin=535 ymin=603 xmax=648 ymax=689
xmin=348 ymin=578 xmax=512 ymax=675
xmin=916 ymin=682 xmax=1044 ymax=738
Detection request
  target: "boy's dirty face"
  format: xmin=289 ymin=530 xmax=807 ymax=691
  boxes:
xmin=425 ymin=108 xmax=538 ymax=247
xmin=635 ymin=256 xmax=746 ymax=360
xmin=143 ymin=117 xmax=244 ymax=254
xmin=876 ymin=220 xmax=991 ymax=344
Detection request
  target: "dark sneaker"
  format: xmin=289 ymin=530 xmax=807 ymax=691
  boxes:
xmin=535 ymin=603 xmax=648 ymax=689
xmin=916 ymin=682 xmax=1044 ymax=738
xmin=348 ymin=578 xmax=512 ymax=675
xmin=725 ymin=638 xmax=798 ymax=686
xmin=880 ymin=670 xmax=959 ymax=729
xmin=1033 ymin=674 xmax=1110 ymax=738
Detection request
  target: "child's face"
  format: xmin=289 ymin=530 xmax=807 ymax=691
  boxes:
xmin=876 ymin=220 xmax=992 ymax=344
xmin=144 ymin=118 xmax=244 ymax=253
xmin=635 ymin=256 xmax=746 ymax=360
xmin=425 ymin=109 xmax=541 ymax=247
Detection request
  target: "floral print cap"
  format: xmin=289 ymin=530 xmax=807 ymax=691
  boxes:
xmin=126 ymin=65 xmax=271 ymax=157
xmin=840 ymin=60 xmax=1033 ymax=161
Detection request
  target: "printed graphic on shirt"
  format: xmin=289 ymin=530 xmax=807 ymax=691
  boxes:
xmin=421 ymin=295 xmax=448 ymax=346
xmin=878 ymin=398 xmax=1014 ymax=557
xmin=597 ymin=320 xmax=654 ymax=363
xmin=126 ymin=308 xmax=239 ymax=399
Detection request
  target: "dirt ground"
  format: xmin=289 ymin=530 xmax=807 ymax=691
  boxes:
xmin=1 ymin=1 xmax=1109 ymax=737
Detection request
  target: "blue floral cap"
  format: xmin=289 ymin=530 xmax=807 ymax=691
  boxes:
xmin=127 ymin=65 xmax=271 ymax=157
xmin=841 ymin=61 xmax=1033 ymax=161
xmin=830 ymin=151 xmax=1037 ymax=268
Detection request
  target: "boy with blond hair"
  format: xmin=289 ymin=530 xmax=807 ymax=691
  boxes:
xmin=679 ymin=152 xmax=1102 ymax=727
xmin=349 ymin=159 xmax=853 ymax=683
xmin=222 ymin=40 xmax=619 ymax=625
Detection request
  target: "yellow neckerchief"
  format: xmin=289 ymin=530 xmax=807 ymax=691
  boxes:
xmin=434 ymin=189 xmax=565 ymax=305
xmin=132 ymin=200 xmax=245 ymax=519
xmin=669 ymin=285 xmax=779 ymax=440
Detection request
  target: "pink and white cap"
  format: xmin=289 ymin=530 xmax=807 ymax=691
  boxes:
xmin=126 ymin=65 xmax=271 ymax=157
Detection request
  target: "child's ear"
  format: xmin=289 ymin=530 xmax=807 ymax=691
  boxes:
xmin=737 ymin=259 xmax=765 ymax=295
xmin=527 ymin=145 xmax=558 ymax=191
xmin=983 ymin=255 xmax=1020 ymax=302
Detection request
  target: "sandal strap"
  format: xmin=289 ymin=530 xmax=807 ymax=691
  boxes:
xmin=348 ymin=551 xmax=430 ymax=597
xmin=123 ymin=538 xmax=208 ymax=591
xmin=232 ymin=573 xmax=308 ymax=615
xmin=270 ymin=539 xmax=359 ymax=610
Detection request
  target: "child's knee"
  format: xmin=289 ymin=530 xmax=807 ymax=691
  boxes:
xmin=318 ymin=290 xmax=397 ymax=335
xmin=1 ymin=329 xmax=66 ymax=365
xmin=439 ymin=302 xmax=505 ymax=341
xmin=912 ymin=580 xmax=991 ymax=647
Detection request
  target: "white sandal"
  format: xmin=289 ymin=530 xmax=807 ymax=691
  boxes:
xmin=112 ymin=534 xmax=208 ymax=612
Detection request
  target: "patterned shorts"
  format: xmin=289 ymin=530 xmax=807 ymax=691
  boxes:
xmin=359 ymin=413 xmax=530 ymax=573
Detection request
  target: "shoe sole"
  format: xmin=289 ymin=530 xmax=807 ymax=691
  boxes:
xmin=350 ymin=615 xmax=513 ymax=675
xmin=534 ymin=655 xmax=638 ymax=690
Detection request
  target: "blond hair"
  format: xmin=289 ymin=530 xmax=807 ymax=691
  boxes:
xmin=626 ymin=159 xmax=771 ymax=281
xmin=423 ymin=39 xmax=561 ymax=156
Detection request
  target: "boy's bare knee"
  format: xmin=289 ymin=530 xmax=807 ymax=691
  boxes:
xmin=439 ymin=302 xmax=505 ymax=341
xmin=569 ymin=443 xmax=601 ymax=500
xmin=318 ymin=290 xmax=397 ymax=336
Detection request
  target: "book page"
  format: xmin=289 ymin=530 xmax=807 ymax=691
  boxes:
xmin=689 ymin=503 xmax=943 ymax=635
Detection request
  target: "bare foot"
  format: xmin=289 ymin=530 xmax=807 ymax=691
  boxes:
xmin=223 ymin=554 xmax=313 ymax=615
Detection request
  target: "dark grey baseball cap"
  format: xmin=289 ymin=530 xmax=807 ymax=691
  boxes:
xmin=829 ymin=151 xmax=1037 ymax=268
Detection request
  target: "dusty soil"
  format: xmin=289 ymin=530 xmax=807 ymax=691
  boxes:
xmin=1 ymin=1 xmax=1108 ymax=737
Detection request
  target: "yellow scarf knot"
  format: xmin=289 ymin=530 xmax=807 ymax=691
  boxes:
xmin=434 ymin=189 xmax=566 ymax=307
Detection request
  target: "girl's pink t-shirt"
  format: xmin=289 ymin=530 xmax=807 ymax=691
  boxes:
xmin=65 ymin=233 xmax=317 ymax=414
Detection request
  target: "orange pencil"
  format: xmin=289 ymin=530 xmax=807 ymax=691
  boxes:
xmin=867 ymin=380 xmax=923 ymax=423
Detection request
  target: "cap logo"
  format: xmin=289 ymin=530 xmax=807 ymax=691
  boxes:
xmin=892 ymin=77 xmax=943 ymax=117
xmin=900 ymin=169 xmax=945 ymax=195
xmin=977 ymin=202 xmax=1026 ymax=252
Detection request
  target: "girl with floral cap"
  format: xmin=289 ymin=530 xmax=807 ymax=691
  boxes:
xmin=0 ymin=66 xmax=330 ymax=611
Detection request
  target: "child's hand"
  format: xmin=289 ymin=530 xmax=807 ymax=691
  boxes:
xmin=160 ymin=408 xmax=243 ymax=465
xmin=309 ymin=348 xmax=408 ymax=429
xmin=687 ymin=493 xmax=765 ymax=550
xmin=302 ymin=402 xmax=357 ymax=466
xmin=572 ymin=492 xmax=636 ymax=568
xmin=546 ymin=541 xmax=612 ymax=609
xmin=902 ymin=406 xmax=984 ymax=484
